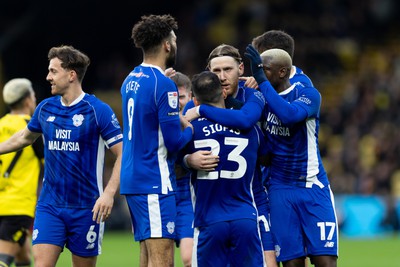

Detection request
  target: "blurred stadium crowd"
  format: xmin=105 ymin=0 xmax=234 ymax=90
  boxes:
xmin=1 ymin=0 xmax=400 ymax=229
xmin=169 ymin=0 xmax=400 ymax=198
xmin=101 ymin=0 xmax=400 ymax=197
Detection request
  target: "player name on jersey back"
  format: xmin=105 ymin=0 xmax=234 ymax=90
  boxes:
xmin=198 ymin=118 xmax=241 ymax=136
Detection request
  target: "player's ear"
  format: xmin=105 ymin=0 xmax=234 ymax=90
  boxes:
xmin=279 ymin=67 xmax=289 ymax=79
xmin=193 ymin=97 xmax=200 ymax=106
xmin=163 ymin=40 xmax=171 ymax=53
xmin=238 ymin=62 xmax=244 ymax=76
xmin=69 ymin=70 xmax=76 ymax=83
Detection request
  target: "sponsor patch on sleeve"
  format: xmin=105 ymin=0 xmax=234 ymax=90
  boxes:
xmin=168 ymin=91 xmax=178 ymax=109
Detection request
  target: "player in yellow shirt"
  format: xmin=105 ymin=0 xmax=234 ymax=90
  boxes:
xmin=0 ymin=78 xmax=43 ymax=267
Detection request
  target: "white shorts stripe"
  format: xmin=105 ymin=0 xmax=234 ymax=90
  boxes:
xmin=148 ymin=194 xmax=162 ymax=237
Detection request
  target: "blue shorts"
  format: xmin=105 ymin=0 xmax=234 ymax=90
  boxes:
xmin=125 ymin=194 xmax=176 ymax=241
xmin=193 ymin=219 xmax=264 ymax=267
xmin=32 ymin=202 xmax=104 ymax=257
xmin=269 ymin=184 xmax=338 ymax=262
xmin=253 ymin=175 xmax=274 ymax=251
xmin=175 ymin=177 xmax=194 ymax=246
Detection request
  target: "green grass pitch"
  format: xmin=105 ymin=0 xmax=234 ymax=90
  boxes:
xmin=53 ymin=231 xmax=399 ymax=266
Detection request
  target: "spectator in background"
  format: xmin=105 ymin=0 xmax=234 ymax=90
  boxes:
xmin=0 ymin=78 xmax=43 ymax=267
xmin=0 ymin=45 xmax=123 ymax=267
xmin=119 ymin=14 xmax=193 ymax=267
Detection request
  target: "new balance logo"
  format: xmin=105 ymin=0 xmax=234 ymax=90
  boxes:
xmin=47 ymin=116 xmax=56 ymax=122
xmin=86 ymin=243 xmax=95 ymax=249
xmin=324 ymin=242 xmax=335 ymax=247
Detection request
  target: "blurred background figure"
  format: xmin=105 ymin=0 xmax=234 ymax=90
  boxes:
xmin=0 ymin=78 xmax=43 ymax=267
xmin=170 ymin=71 xmax=192 ymax=114
xmin=170 ymin=71 xmax=194 ymax=267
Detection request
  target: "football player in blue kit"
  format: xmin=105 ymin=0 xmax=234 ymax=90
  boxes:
xmin=0 ymin=45 xmax=123 ymax=267
xmin=183 ymin=44 xmax=277 ymax=267
xmin=247 ymin=46 xmax=338 ymax=267
xmin=186 ymin=71 xmax=266 ymax=267
xmin=170 ymin=71 xmax=194 ymax=267
xmin=252 ymin=30 xmax=313 ymax=89
xmin=252 ymin=30 xmax=316 ymax=267
xmin=119 ymin=14 xmax=193 ymax=267
xmin=185 ymin=45 xmax=339 ymax=267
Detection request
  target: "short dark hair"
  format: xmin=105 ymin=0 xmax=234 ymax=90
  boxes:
xmin=170 ymin=72 xmax=191 ymax=91
xmin=131 ymin=14 xmax=178 ymax=54
xmin=48 ymin=45 xmax=90 ymax=82
xmin=191 ymin=71 xmax=222 ymax=105
xmin=207 ymin=44 xmax=242 ymax=68
xmin=252 ymin=30 xmax=295 ymax=59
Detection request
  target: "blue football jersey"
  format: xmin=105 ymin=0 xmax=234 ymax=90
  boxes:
xmin=231 ymin=80 xmax=252 ymax=102
xmin=187 ymin=118 xmax=265 ymax=227
xmin=28 ymin=93 xmax=122 ymax=208
xmin=120 ymin=63 xmax=192 ymax=195
xmin=183 ymin=80 xmax=254 ymax=114
xmin=290 ymin=65 xmax=314 ymax=87
xmin=262 ymin=82 xmax=328 ymax=187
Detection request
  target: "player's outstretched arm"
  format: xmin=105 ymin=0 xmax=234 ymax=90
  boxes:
xmin=160 ymin=119 xmax=193 ymax=153
xmin=185 ymin=90 xmax=265 ymax=130
xmin=244 ymin=44 xmax=310 ymax=124
xmin=0 ymin=127 xmax=40 ymax=155
xmin=92 ymin=142 xmax=122 ymax=223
